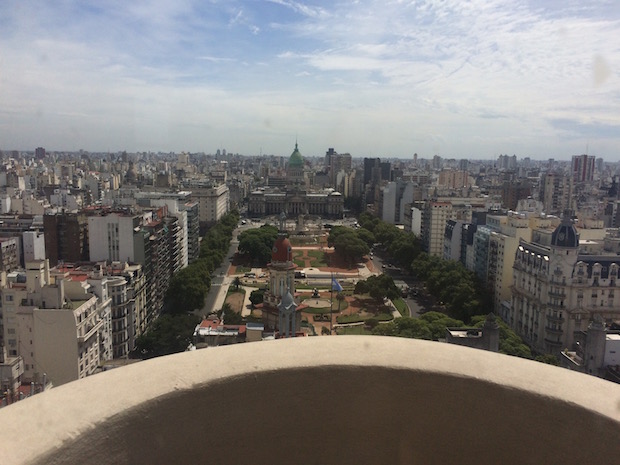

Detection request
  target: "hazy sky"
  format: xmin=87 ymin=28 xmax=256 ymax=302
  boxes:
xmin=2 ymin=1 xmax=620 ymax=160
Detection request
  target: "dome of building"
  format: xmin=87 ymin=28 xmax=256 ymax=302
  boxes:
xmin=288 ymin=143 xmax=304 ymax=168
xmin=551 ymin=211 xmax=579 ymax=248
xmin=272 ymin=235 xmax=293 ymax=262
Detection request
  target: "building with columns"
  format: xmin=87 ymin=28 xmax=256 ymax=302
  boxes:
xmin=248 ymin=144 xmax=344 ymax=218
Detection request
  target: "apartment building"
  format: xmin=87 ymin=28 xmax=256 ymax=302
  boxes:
xmin=1 ymin=261 xmax=112 ymax=386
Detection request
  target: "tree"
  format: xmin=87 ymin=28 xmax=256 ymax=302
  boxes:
xmin=372 ymin=317 xmax=432 ymax=339
xmin=135 ymin=314 xmax=201 ymax=359
xmin=535 ymin=354 xmax=560 ymax=366
xmin=249 ymin=289 xmax=265 ymax=307
xmin=355 ymin=274 xmax=399 ymax=303
xmin=471 ymin=315 xmax=532 ymax=359
xmin=219 ymin=303 xmax=243 ymax=325
xmin=238 ymin=225 xmax=278 ymax=265
xmin=388 ymin=233 xmax=421 ymax=271
xmin=356 ymin=228 xmax=375 ymax=248
xmin=165 ymin=267 xmax=210 ymax=314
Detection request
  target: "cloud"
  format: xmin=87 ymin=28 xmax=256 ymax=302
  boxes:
xmin=266 ymin=0 xmax=330 ymax=19
xmin=549 ymin=118 xmax=620 ymax=140
xmin=196 ymin=56 xmax=237 ymax=63
xmin=1 ymin=0 xmax=620 ymax=159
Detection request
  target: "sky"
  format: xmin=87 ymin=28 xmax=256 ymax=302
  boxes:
xmin=1 ymin=0 xmax=620 ymax=160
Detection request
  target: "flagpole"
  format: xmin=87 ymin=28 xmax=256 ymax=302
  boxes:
xmin=330 ymin=271 xmax=333 ymax=335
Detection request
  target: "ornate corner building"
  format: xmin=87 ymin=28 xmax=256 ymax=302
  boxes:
xmin=506 ymin=211 xmax=620 ymax=355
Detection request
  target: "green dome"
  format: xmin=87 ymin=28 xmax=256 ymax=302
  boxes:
xmin=288 ymin=143 xmax=304 ymax=168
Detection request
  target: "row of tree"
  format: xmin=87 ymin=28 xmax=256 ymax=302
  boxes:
xmin=357 ymin=212 xmax=422 ymax=272
xmin=164 ymin=209 xmax=240 ymax=314
xmin=134 ymin=210 xmax=240 ymax=358
xmin=358 ymin=213 xmax=557 ymax=364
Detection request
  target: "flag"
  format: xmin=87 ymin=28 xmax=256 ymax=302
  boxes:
xmin=331 ymin=278 xmax=343 ymax=292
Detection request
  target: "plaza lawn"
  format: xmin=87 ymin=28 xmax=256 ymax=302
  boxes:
xmin=307 ymin=250 xmax=328 ymax=267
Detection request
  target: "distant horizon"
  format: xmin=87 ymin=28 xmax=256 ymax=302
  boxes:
xmin=0 ymin=145 xmax=612 ymax=163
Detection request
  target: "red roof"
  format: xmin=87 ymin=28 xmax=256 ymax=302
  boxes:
xmin=271 ymin=236 xmax=292 ymax=262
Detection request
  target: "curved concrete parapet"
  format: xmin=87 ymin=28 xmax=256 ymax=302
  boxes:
xmin=1 ymin=336 xmax=620 ymax=464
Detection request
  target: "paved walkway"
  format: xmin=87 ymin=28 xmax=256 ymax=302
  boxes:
xmin=240 ymin=285 xmax=258 ymax=317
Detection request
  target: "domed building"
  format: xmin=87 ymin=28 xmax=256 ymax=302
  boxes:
xmin=248 ymin=142 xmax=344 ymax=218
xmin=260 ymin=212 xmax=304 ymax=336
xmin=508 ymin=210 xmax=620 ymax=357
xmin=286 ymin=142 xmax=306 ymax=186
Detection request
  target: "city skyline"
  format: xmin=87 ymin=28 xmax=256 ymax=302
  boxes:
xmin=2 ymin=1 xmax=620 ymax=160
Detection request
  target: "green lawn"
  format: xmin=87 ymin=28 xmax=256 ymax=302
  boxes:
xmin=234 ymin=265 xmax=252 ymax=274
xmin=336 ymin=314 xmax=365 ymax=324
xmin=337 ymin=326 xmax=372 ymax=335
xmin=393 ymin=297 xmax=408 ymax=317
xmin=296 ymin=283 xmax=330 ymax=290
xmin=226 ymin=288 xmax=246 ymax=297
xmin=336 ymin=312 xmax=393 ymax=324
xmin=307 ymin=250 xmax=328 ymax=267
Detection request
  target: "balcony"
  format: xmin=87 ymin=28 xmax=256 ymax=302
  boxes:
xmin=78 ymin=319 xmax=103 ymax=344
xmin=0 ymin=337 xmax=619 ymax=464
xmin=548 ymin=290 xmax=566 ymax=298
xmin=547 ymin=301 xmax=564 ymax=309
xmin=546 ymin=314 xmax=565 ymax=324
xmin=544 ymin=326 xmax=563 ymax=335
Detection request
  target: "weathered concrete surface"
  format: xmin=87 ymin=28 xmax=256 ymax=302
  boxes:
xmin=1 ymin=336 xmax=619 ymax=464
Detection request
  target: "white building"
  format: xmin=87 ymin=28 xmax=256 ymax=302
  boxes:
xmin=2 ymin=261 xmax=112 ymax=386
xmin=22 ymin=231 xmax=46 ymax=264
xmin=189 ymin=183 xmax=229 ymax=224
xmin=88 ymin=213 xmax=142 ymax=263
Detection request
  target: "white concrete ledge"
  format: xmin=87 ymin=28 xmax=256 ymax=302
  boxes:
xmin=1 ymin=336 xmax=620 ymax=464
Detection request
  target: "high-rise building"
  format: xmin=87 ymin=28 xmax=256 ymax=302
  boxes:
xmin=572 ymin=154 xmax=596 ymax=183
xmin=421 ymin=201 xmax=453 ymax=257
xmin=43 ymin=212 xmax=90 ymax=267
xmin=541 ymin=173 xmax=573 ymax=215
